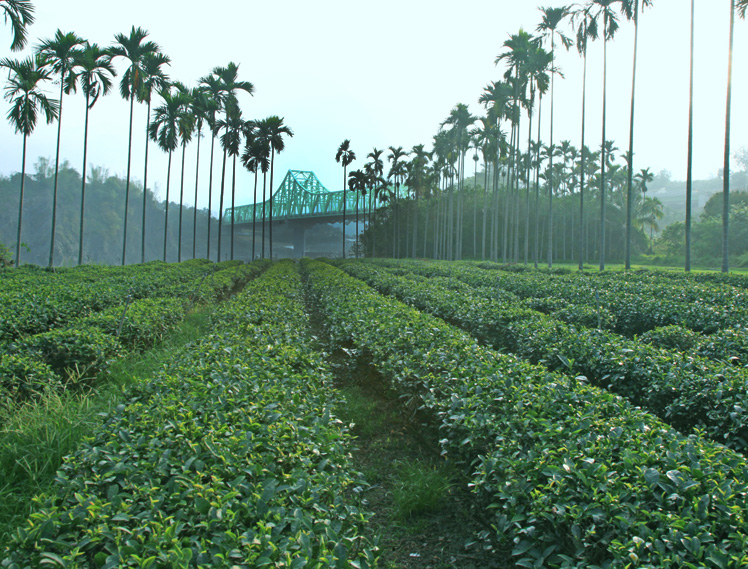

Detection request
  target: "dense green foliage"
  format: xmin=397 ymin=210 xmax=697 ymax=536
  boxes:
xmin=343 ymin=260 xmax=748 ymax=454
xmin=0 ymin=258 xmax=266 ymax=406
xmin=2 ymin=261 xmax=375 ymax=568
xmin=304 ymin=259 xmax=748 ymax=568
xmin=0 ymin=161 xmax=224 ymax=266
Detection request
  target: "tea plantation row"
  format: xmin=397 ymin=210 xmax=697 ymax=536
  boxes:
xmin=340 ymin=261 xmax=748 ymax=456
xmin=2 ymin=261 xmax=375 ymax=568
xmin=0 ymin=260 xmax=268 ymax=407
xmin=307 ymin=259 xmax=748 ymax=568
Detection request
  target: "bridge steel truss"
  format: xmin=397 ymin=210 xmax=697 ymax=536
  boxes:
xmin=225 ymin=170 xmax=387 ymax=224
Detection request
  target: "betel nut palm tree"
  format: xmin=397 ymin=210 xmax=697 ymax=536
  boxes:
xmin=537 ymin=5 xmax=573 ymax=268
xmin=110 ymin=26 xmax=160 ymax=265
xmin=139 ymin=51 xmax=170 ymax=263
xmin=589 ymin=0 xmax=621 ymax=271
xmin=1 ymin=0 xmax=34 ymax=51
xmin=75 ymin=42 xmax=115 ymax=266
xmin=241 ymin=132 xmax=269 ymax=260
xmin=263 ymin=115 xmax=293 ymax=259
xmin=148 ymin=85 xmax=186 ymax=262
xmin=190 ymin=86 xmax=215 ymax=259
xmin=1 ymin=54 xmax=58 ymax=267
xmin=198 ymin=71 xmax=224 ymax=260
xmin=36 ymin=30 xmax=86 ymax=267
xmin=622 ymin=0 xmax=653 ymax=270
xmin=336 ymin=139 xmax=356 ymax=258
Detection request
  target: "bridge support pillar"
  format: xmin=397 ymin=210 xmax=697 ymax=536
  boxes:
xmin=293 ymin=224 xmax=306 ymax=258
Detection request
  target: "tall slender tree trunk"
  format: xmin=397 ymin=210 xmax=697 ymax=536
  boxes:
xmin=206 ymin=133 xmax=216 ymax=260
xmin=163 ymin=151 xmax=173 ymax=262
xmin=79 ymin=95 xmax=91 ymax=266
xmin=269 ymin=149 xmax=275 ymax=259
xmin=355 ymin=191 xmax=359 ymax=258
xmin=535 ymin=94 xmax=543 ymax=268
xmin=579 ymin=32 xmax=588 ymax=271
xmin=482 ymin=160 xmax=489 ymax=260
xmin=722 ymin=0 xmax=735 ymax=273
xmin=217 ymin=149 xmax=227 ymax=261
xmin=252 ymin=171 xmax=258 ymax=260
xmin=625 ymin=0 xmax=640 ymax=270
xmin=342 ymin=165 xmax=347 ymax=258
xmin=123 ymin=94 xmax=136 ymax=265
xmin=473 ymin=156 xmax=478 ymax=258
xmin=16 ymin=134 xmax=28 ymax=267
xmin=49 ymin=79 xmax=65 ymax=267
xmin=178 ymin=141 xmax=187 ymax=262
xmin=525 ymin=102 xmax=533 ymax=264
xmin=600 ymin=28 xmax=609 ymax=272
xmin=261 ymin=170 xmax=267 ymax=259
xmin=141 ymin=99 xmax=153 ymax=264
xmin=230 ymin=155 xmax=237 ymax=260
xmin=548 ymin=36 xmax=556 ymax=269
xmin=685 ymin=0 xmax=695 ymax=272
xmin=192 ymin=127 xmax=202 ymax=259
xmin=412 ymin=190 xmax=419 ymax=258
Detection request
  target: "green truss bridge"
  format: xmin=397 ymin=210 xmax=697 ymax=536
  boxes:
xmin=224 ymin=170 xmax=394 ymax=257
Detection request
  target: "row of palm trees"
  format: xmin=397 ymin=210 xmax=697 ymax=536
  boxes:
xmin=2 ymin=12 xmax=293 ymax=266
xmin=338 ymin=0 xmax=745 ymax=271
xmin=336 ymin=128 xmax=663 ymax=263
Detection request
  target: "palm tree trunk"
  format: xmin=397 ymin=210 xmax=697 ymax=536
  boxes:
xmin=600 ymin=28 xmax=609 ymax=272
xmin=207 ymin=133 xmax=216 ymax=260
xmin=252 ymin=170 xmax=258 ymax=260
xmin=722 ymin=0 xmax=735 ymax=273
xmin=178 ymin=141 xmax=187 ymax=262
xmin=16 ymin=133 xmax=28 ymax=267
xmin=49 ymin=79 xmax=65 ymax=268
xmin=482 ymin=160 xmax=489 ymax=260
xmin=79 ymin=95 xmax=91 ymax=266
xmin=525 ymin=104 xmax=533 ymax=264
xmin=579 ymin=33 xmax=588 ymax=272
xmin=163 ymin=151 xmax=173 ymax=262
xmin=141 ymin=99 xmax=153 ymax=264
xmin=685 ymin=0 xmax=695 ymax=272
xmin=230 ymin=155 xmax=237 ymax=261
xmin=548 ymin=37 xmax=556 ymax=269
xmin=625 ymin=0 xmax=640 ymax=270
xmin=412 ymin=190 xmax=419 ymax=258
xmin=123 ymin=94 xmax=136 ymax=265
xmin=535 ymin=93 xmax=543 ymax=268
xmin=217 ymin=148 xmax=227 ymax=261
xmin=261 ymin=170 xmax=267 ymax=259
xmin=342 ymin=165 xmax=347 ymax=258
xmin=269 ymin=148 xmax=275 ymax=259
xmin=192 ymin=126 xmax=202 ymax=260
xmin=355 ymin=191 xmax=359 ymax=258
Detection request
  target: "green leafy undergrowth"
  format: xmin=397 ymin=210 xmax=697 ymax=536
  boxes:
xmin=2 ymin=261 xmax=376 ymax=568
xmin=0 ymin=307 xmax=215 ymax=546
xmin=304 ymin=259 xmax=748 ymax=568
xmin=344 ymin=261 xmax=748 ymax=455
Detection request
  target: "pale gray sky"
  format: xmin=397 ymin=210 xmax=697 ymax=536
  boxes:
xmin=1 ymin=0 xmax=746 ymax=215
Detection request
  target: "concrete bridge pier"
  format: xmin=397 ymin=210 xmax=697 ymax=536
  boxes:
xmin=293 ymin=223 xmax=306 ymax=258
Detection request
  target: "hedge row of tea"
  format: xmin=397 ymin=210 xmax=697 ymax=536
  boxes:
xmin=342 ymin=261 xmax=748 ymax=455
xmin=395 ymin=259 xmax=748 ymax=336
xmin=305 ymin=259 xmax=748 ymax=568
xmin=0 ymin=260 xmax=268 ymax=407
xmin=2 ymin=261 xmax=375 ymax=568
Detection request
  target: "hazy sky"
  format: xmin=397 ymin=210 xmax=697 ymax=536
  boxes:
xmin=1 ymin=0 xmax=746 ymax=214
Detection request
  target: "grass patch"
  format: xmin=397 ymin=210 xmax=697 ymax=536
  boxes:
xmin=0 ymin=308 xmax=214 ymax=543
xmin=392 ymin=460 xmax=452 ymax=520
